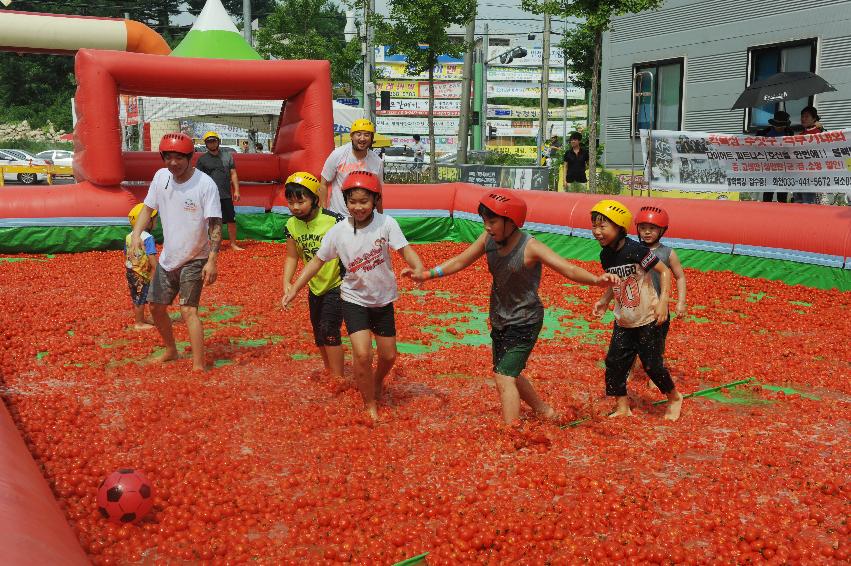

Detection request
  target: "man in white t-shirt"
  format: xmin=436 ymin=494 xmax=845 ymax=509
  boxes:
xmin=129 ymin=132 xmax=223 ymax=372
xmin=319 ymin=118 xmax=384 ymax=216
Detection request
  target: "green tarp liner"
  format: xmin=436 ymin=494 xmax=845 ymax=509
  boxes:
xmin=2 ymin=214 xmax=849 ymax=291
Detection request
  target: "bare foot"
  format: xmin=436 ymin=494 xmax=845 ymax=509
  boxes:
xmin=192 ymin=363 xmax=207 ymax=372
xmin=537 ymin=405 xmax=560 ymax=422
xmin=144 ymin=317 xmax=155 ymax=325
xmin=153 ymin=348 xmax=178 ymax=363
xmin=664 ymin=391 xmax=684 ymax=421
xmin=609 ymin=406 xmax=633 ymax=418
xmin=133 ymin=323 xmax=155 ymax=331
xmin=366 ymin=405 xmax=380 ymax=423
xmin=231 ymin=243 xmax=245 ymax=251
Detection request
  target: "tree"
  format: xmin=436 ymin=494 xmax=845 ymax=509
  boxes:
xmin=253 ymin=0 xmax=362 ymax=92
xmin=371 ymin=0 xmax=477 ymax=181
xmin=521 ymin=0 xmax=664 ymax=193
xmin=559 ymin=22 xmax=594 ymax=92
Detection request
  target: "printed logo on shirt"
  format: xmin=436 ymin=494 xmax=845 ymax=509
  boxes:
xmin=606 ymin=263 xmax=637 ymax=279
xmin=336 ymin=160 xmax=368 ymax=177
xmin=348 ymin=237 xmax=387 ymax=273
xmin=296 ymin=233 xmax=323 ymax=261
xmin=640 ymin=251 xmax=657 ymax=270
xmin=183 ymin=199 xmax=199 ymax=213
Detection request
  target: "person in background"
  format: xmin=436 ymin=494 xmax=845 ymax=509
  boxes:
xmin=758 ymin=111 xmax=793 ymax=203
xmin=564 ymin=131 xmax=589 ymax=186
xmin=412 ymin=134 xmax=426 ymax=171
xmin=795 ymin=106 xmax=825 ymax=204
xmin=195 ymin=131 xmax=243 ymax=250
xmin=255 ymin=142 xmax=266 ymax=154
xmin=319 ymin=118 xmax=384 ymax=216
xmin=241 ymin=140 xmax=250 ymax=153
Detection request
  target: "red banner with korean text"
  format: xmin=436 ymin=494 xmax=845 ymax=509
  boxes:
xmin=641 ymin=129 xmax=851 ymax=192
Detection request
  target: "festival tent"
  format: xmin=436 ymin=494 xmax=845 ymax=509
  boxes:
xmin=137 ymin=97 xmax=363 ymax=138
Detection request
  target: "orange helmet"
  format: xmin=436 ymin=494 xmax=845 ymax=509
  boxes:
xmin=635 ymin=205 xmax=670 ymax=230
xmin=342 ymin=170 xmax=381 ymax=194
xmin=159 ymin=133 xmax=194 ymax=156
xmin=479 ymin=189 xmax=527 ymax=228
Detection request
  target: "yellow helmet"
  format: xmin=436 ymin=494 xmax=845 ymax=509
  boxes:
xmin=285 ymin=171 xmax=321 ymax=196
xmin=203 ymin=131 xmax=221 ymax=141
xmin=128 ymin=203 xmax=157 ymax=227
xmin=350 ymin=118 xmax=376 ymax=134
xmin=591 ymin=199 xmax=632 ymax=231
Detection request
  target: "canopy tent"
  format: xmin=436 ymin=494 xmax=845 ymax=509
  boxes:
xmin=137 ymin=97 xmax=363 ymax=137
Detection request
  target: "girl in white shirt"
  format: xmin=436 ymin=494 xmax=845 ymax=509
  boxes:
xmin=283 ymin=171 xmax=424 ymax=422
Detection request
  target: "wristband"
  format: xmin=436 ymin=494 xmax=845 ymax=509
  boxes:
xmin=428 ymin=269 xmax=436 ymax=279
xmin=434 ymin=265 xmax=445 ymax=277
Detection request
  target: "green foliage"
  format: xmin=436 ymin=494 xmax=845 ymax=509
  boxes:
xmin=254 ymin=0 xmax=361 ymax=91
xmin=0 ymin=54 xmax=76 ymax=131
xmin=483 ymin=152 xmax=535 ymax=166
xmin=596 ymin=169 xmax=625 ymax=194
xmin=560 ymin=23 xmax=595 ymax=92
xmin=371 ymin=0 xmax=476 ymax=76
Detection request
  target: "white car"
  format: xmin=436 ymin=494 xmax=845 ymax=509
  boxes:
xmin=35 ymin=149 xmax=74 ymax=167
xmin=381 ymin=146 xmax=432 ymax=172
xmin=0 ymin=149 xmax=48 ymax=184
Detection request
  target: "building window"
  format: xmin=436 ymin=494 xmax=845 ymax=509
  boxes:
xmin=747 ymin=40 xmax=817 ymax=131
xmin=632 ymin=59 xmax=684 ymax=135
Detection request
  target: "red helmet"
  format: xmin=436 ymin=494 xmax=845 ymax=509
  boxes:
xmin=342 ymin=170 xmax=381 ymax=194
xmin=479 ymin=189 xmax=527 ymax=228
xmin=158 ymin=133 xmax=194 ymax=155
xmin=635 ymin=205 xmax=669 ymax=230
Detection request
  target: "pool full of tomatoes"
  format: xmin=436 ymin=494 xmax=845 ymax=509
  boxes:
xmin=0 ymin=243 xmax=848 ymax=564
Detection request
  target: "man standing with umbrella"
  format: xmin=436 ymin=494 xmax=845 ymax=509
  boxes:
xmin=733 ymin=72 xmax=835 ymax=206
xmin=795 ymin=106 xmax=825 ymax=204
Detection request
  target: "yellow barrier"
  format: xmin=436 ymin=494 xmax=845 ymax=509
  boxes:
xmin=0 ymin=164 xmax=71 ymax=186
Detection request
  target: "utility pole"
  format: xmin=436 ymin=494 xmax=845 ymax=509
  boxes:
xmin=562 ymin=22 xmax=568 ymax=142
xmin=242 ymin=0 xmax=252 ymax=45
xmin=480 ymin=24 xmax=489 ymax=148
xmin=456 ymin=13 xmax=476 ymax=164
xmin=537 ymin=14 xmax=551 ymax=166
xmin=473 ymin=44 xmax=483 ymax=151
xmin=363 ymin=0 xmax=376 ymax=123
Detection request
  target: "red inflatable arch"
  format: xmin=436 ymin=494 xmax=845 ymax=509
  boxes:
xmin=0 ymin=49 xmax=334 ymax=220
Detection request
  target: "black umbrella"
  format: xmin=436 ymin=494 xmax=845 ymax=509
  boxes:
xmin=731 ymin=71 xmax=836 ymax=109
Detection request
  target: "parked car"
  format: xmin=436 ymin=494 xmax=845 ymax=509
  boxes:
xmin=35 ymin=149 xmax=74 ymax=167
xmin=0 ymin=149 xmax=48 ymax=184
xmin=381 ymin=146 xmax=431 ymax=171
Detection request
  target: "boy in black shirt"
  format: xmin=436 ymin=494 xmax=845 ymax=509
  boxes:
xmin=590 ymin=200 xmax=684 ymax=421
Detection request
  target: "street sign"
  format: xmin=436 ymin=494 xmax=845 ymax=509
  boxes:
xmin=336 ymin=97 xmax=361 ymax=106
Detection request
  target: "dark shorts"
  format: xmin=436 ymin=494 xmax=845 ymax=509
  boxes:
xmin=220 ymin=198 xmax=236 ymax=224
xmin=491 ymin=320 xmax=543 ymax=378
xmin=342 ymin=301 xmax=396 ymax=337
xmin=148 ymin=258 xmax=206 ymax=308
xmin=126 ymin=270 xmax=150 ymax=306
xmin=308 ymin=287 xmax=344 ymax=346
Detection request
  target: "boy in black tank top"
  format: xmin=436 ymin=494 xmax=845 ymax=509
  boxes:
xmin=404 ymin=189 xmax=618 ymax=425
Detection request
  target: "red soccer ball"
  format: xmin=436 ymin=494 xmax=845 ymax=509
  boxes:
xmin=96 ymin=469 xmax=154 ymax=524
